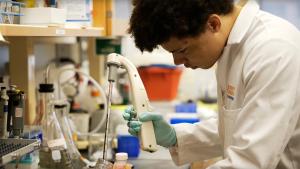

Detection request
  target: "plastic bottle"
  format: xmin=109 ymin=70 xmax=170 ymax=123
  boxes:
xmin=113 ymin=152 xmax=128 ymax=169
xmin=7 ymin=85 xmax=25 ymax=138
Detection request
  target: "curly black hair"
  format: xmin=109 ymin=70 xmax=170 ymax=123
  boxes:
xmin=129 ymin=0 xmax=234 ymax=52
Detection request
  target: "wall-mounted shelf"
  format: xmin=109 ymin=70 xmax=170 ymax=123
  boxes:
xmin=0 ymin=24 xmax=103 ymax=37
xmin=1 ymin=24 xmax=104 ymax=125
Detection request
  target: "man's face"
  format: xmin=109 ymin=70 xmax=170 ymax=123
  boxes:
xmin=161 ymin=29 xmax=225 ymax=69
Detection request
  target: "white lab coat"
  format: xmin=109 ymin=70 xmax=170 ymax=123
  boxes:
xmin=170 ymin=1 xmax=300 ymax=168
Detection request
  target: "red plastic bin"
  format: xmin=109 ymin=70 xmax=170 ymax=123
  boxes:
xmin=138 ymin=65 xmax=182 ymax=101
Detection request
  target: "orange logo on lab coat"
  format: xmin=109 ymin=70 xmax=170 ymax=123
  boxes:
xmin=226 ymin=84 xmax=235 ymax=100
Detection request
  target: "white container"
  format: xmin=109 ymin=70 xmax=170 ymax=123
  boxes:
xmin=20 ymin=7 xmax=66 ymax=25
xmin=57 ymin=0 xmax=92 ymax=27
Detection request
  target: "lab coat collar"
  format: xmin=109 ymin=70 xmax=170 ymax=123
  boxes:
xmin=227 ymin=0 xmax=260 ymax=45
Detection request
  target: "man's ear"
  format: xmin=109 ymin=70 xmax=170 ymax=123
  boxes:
xmin=206 ymin=14 xmax=221 ymax=33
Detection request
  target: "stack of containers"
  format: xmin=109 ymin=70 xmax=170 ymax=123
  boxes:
xmin=170 ymin=101 xmax=200 ymax=124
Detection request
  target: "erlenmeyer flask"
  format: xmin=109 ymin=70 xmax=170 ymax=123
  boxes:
xmin=54 ymin=102 xmax=86 ymax=169
xmin=38 ymin=84 xmax=70 ymax=169
xmin=38 ymin=84 xmax=66 ymax=149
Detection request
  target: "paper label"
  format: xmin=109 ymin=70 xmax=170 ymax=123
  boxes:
xmin=47 ymin=138 xmax=67 ymax=149
xmin=15 ymin=108 xmax=23 ymax=117
xmin=58 ymin=0 xmax=90 ymax=21
xmin=56 ymin=29 xmax=66 ymax=35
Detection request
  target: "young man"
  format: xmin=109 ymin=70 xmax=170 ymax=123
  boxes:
xmin=123 ymin=0 xmax=300 ymax=168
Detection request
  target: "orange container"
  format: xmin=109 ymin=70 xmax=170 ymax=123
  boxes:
xmin=138 ymin=66 xmax=182 ymax=101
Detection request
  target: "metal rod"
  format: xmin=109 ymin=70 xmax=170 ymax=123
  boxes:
xmin=102 ymin=81 xmax=113 ymax=160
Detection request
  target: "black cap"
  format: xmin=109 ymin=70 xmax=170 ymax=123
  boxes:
xmin=39 ymin=84 xmax=54 ymax=93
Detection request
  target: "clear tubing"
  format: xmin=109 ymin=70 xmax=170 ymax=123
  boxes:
xmin=57 ymin=68 xmax=107 ymax=136
xmin=50 ymin=110 xmax=66 ymax=145
xmin=39 ymin=92 xmax=60 ymax=147
xmin=55 ymin=105 xmax=80 ymax=159
xmin=44 ymin=67 xmax=108 ymax=167
xmin=45 ymin=63 xmax=56 ymax=84
xmin=53 ymin=103 xmax=89 ymax=169
xmin=54 ymin=101 xmax=95 ymax=168
xmin=103 ymin=81 xmax=113 ymax=160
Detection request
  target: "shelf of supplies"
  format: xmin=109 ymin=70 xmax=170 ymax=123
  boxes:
xmin=0 ymin=24 xmax=104 ymax=37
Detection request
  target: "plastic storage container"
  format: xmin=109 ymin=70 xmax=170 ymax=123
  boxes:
xmin=138 ymin=65 xmax=182 ymax=101
xmin=168 ymin=113 xmax=200 ymax=124
xmin=20 ymin=7 xmax=66 ymax=25
xmin=170 ymin=118 xmax=200 ymax=124
xmin=117 ymin=135 xmax=140 ymax=158
xmin=175 ymin=102 xmax=197 ymax=113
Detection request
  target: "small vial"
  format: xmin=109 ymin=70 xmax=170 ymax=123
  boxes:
xmin=125 ymin=163 xmax=133 ymax=169
xmin=113 ymin=152 xmax=128 ymax=169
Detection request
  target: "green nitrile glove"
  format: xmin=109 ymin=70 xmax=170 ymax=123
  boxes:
xmin=123 ymin=107 xmax=177 ymax=148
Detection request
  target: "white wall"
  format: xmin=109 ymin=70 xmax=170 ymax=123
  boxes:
xmin=260 ymin=0 xmax=300 ymax=28
xmin=121 ymin=35 xmax=174 ymax=66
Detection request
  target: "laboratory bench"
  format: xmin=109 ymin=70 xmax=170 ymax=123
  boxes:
xmin=78 ymin=144 xmax=189 ymax=169
xmin=130 ymin=159 xmax=189 ymax=169
xmin=128 ymin=146 xmax=189 ymax=169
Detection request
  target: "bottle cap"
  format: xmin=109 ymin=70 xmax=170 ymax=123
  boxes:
xmin=116 ymin=152 xmax=128 ymax=161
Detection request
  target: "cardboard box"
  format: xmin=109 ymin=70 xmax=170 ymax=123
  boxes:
xmin=20 ymin=7 xmax=66 ymax=25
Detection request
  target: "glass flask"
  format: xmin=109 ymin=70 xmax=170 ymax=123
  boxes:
xmin=38 ymin=83 xmax=70 ymax=169
xmin=54 ymin=102 xmax=86 ymax=169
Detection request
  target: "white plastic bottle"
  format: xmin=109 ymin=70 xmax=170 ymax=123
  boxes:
xmin=113 ymin=152 xmax=128 ymax=169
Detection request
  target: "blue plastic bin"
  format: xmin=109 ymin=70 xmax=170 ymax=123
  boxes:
xmin=175 ymin=103 xmax=197 ymax=113
xmin=170 ymin=118 xmax=200 ymax=124
xmin=117 ymin=135 xmax=140 ymax=158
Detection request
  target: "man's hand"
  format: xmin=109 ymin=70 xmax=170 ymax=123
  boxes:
xmin=123 ymin=107 xmax=177 ymax=148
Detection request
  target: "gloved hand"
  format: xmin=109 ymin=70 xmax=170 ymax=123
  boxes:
xmin=123 ymin=107 xmax=177 ymax=148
